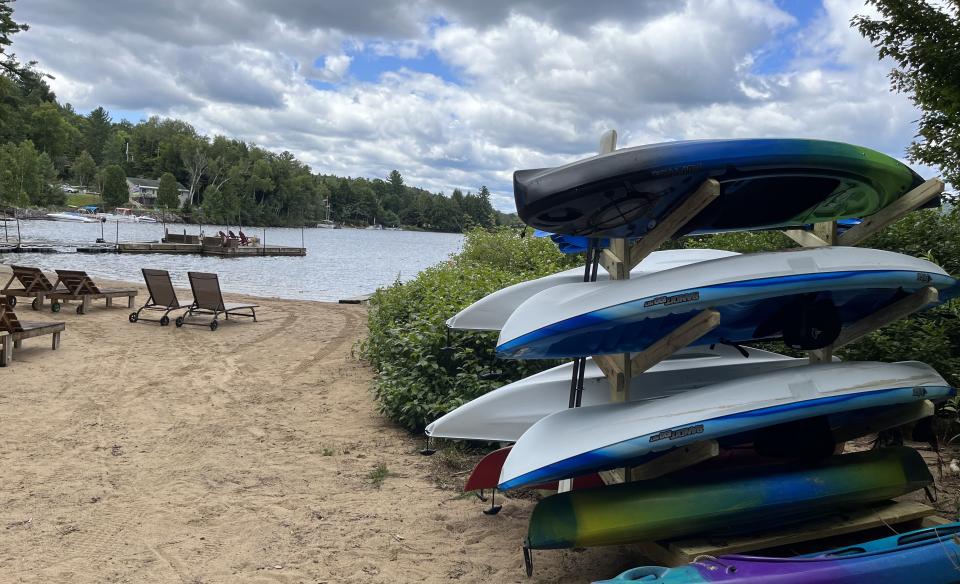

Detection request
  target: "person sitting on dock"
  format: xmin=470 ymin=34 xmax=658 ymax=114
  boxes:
xmin=238 ymin=230 xmax=249 ymax=246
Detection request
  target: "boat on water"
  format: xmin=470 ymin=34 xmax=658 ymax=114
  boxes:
xmin=45 ymin=210 xmax=99 ymax=223
xmin=316 ymin=220 xmax=337 ymax=229
xmin=97 ymin=207 xmax=157 ymax=223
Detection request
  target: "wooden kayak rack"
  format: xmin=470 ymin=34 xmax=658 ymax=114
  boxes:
xmin=547 ymin=129 xmax=950 ymax=566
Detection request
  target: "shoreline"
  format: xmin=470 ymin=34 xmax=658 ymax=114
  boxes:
xmin=0 ymin=271 xmax=625 ymax=583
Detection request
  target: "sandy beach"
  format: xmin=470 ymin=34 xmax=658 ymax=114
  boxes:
xmin=0 ymin=264 xmax=636 ymax=584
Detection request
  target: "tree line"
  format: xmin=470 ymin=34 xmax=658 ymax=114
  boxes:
xmin=0 ymin=2 xmax=518 ymax=230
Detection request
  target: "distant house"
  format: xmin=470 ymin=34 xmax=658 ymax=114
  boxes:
xmin=126 ymin=177 xmax=190 ymax=208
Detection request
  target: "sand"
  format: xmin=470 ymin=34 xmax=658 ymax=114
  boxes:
xmin=0 ymin=265 xmax=634 ymax=584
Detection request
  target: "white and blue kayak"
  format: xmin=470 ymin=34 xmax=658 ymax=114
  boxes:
xmin=425 ymin=345 xmax=806 ymax=443
xmin=498 ymin=361 xmax=952 ymax=490
xmin=446 ymin=249 xmax=738 ymax=331
xmin=497 ymin=247 xmax=958 ymax=359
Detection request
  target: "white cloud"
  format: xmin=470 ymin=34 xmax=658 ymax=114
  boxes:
xmin=8 ymin=0 xmax=940 ymax=210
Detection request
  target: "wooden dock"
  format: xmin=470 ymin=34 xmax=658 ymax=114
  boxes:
xmin=0 ymin=244 xmax=57 ymax=254
xmin=75 ymin=242 xmax=306 ymax=257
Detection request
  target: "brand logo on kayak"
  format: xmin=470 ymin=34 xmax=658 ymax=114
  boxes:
xmin=651 ymin=163 xmax=703 ymax=178
xmin=644 ymin=291 xmax=700 ymax=308
xmin=649 ymin=424 xmax=704 ymax=443
xmin=913 ymin=387 xmax=928 ymax=397
xmin=917 ymin=273 xmax=932 ymax=283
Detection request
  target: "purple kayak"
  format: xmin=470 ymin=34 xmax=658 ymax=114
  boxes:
xmin=594 ymin=521 xmax=960 ymax=583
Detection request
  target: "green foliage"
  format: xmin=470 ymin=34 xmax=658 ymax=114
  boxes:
xmin=71 ymin=150 xmax=96 ymax=188
xmin=156 ymin=172 xmax=179 ymax=210
xmin=853 ymin=1 xmax=960 ymax=188
xmin=100 ymin=164 xmax=128 ymax=207
xmin=364 ymin=229 xmax=581 ymax=431
xmin=66 ymin=193 xmax=101 ymax=207
xmin=368 ymin=463 xmax=393 ymax=489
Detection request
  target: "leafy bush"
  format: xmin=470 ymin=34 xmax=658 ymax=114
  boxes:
xmin=363 ymin=228 xmax=580 ymax=431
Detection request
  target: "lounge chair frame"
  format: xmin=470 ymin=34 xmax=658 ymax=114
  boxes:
xmin=129 ymin=268 xmax=192 ymax=326
xmin=176 ymin=271 xmax=257 ymax=331
xmin=48 ymin=269 xmax=137 ymax=315
xmin=1 ymin=265 xmax=58 ymax=311
xmin=0 ymin=296 xmax=64 ymax=366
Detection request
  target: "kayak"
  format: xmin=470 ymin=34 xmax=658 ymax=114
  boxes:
xmin=593 ymin=520 xmax=960 ymax=583
xmin=499 ymin=361 xmax=951 ymax=490
xmin=497 ymin=247 xmax=957 ymax=359
xmin=514 ymin=138 xmax=926 ymax=238
xmin=446 ymin=249 xmax=738 ymax=331
xmin=526 ymin=447 xmax=932 ymax=550
xmin=426 ymin=345 xmax=805 ymax=443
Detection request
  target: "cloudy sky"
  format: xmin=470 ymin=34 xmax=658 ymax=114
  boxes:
xmin=10 ymin=0 xmax=933 ymax=210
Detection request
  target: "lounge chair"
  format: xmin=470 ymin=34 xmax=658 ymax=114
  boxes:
xmin=175 ymin=272 xmax=257 ymax=331
xmin=129 ymin=268 xmax=192 ymax=326
xmin=1 ymin=265 xmax=58 ymax=311
xmin=0 ymin=296 xmax=65 ymax=366
xmin=49 ymin=269 xmax=138 ymax=315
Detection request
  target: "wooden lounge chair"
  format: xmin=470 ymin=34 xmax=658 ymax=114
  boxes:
xmin=0 ymin=296 xmax=64 ymax=366
xmin=49 ymin=269 xmax=138 ymax=315
xmin=176 ymin=272 xmax=257 ymax=331
xmin=129 ymin=268 xmax=193 ymax=326
xmin=1 ymin=265 xmax=58 ymax=311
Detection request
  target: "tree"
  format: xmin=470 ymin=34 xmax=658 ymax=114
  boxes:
xmin=0 ymin=0 xmax=34 ymax=81
xmin=0 ymin=140 xmax=39 ymax=205
xmin=156 ymin=172 xmax=179 ymax=210
xmin=101 ymin=164 xmax=128 ymax=207
xmin=388 ymin=169 xmax=404 ymax=196
xmin=853 ymin=1 xmax=960 ymax=188
xmin=29 ymin=101 xmax=73 ymax=159
xmin=84 ymin=106 xmax=112 ymax=165
xmin=181 ymin=139 xmax=208 ymax=205
xmin=72 ymin=150 xmax=96 ymax=188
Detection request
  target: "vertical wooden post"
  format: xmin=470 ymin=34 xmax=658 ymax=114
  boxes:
xmin=812 ymin=221 xmax=837 ymax=246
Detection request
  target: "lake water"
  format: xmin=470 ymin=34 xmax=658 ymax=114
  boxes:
xmin=0 ymin=220 xmax=464 ymax=302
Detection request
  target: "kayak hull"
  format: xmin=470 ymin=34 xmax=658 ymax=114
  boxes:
xmin=499 ymin=361 xmax=951 ymax=490
xmin=593 ymin=520 xmax=960 ymax=583
xmin=527 ymin=447 xmax=932 ymax=550
xmin=514 ymin=139 xmax=925 ymax=239
xmin=497 ymin=248 xmax=956 ymax=360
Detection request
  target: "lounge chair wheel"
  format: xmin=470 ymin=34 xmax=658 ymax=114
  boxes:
xmin=129 ymin=313 xmax=138 ymax=323
xmin=76 ymin=305 xmax=84 ymax=315
xmin=209 ymin=320 xmax=219 ymax=331
xmin=160 ymin=316 xmax=170 ymax=326
xmin=175 ymin=316 xmax=184 ymax=327
xmin=31 ymin=297 xmax=40 ymax=310
xmin=51 ymin=302 xmax=61 ymax=313
xmin=7 ymin=296 xmax=15 ymax=308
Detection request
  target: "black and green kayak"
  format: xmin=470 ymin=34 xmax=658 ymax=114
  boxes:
xmin=513 ymin=139 xmax=929 ymax=238
xmin=526 ymin=447 xmax=931 ymax=550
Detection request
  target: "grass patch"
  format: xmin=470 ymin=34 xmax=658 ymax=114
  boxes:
xmin=368 ymin=463 xmax=392 ymax=489
xmin=66 ymin=193 xmax=102 ymax=207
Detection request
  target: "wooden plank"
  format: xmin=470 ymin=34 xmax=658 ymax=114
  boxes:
xmin=600 ymin=179 xmax=722 ymax=274
xmin=832 ymin=286 xmax=938 ymax=350
xmin=598 ymin=469 xmax=625 ymax=485
xmin=813 ymin=221 xmax=838 ymax=245
xmin=0 ymin=331 xmax=9 ymax=366
xmin=783 ymin=229 xmax=830 ymax=248
xmin=839 ymin=178 xmax=945 ymax=247
xmin=628 ymin=440 xmax=719 ymax=481
xmin=12 ymin=322 xmax=65 ymax=342
xmin=592 ymin=354 xmax=623 ymax=379
xmin=630 ymin=310 xmax=721 ymax=375
xmin=655 ymin=500 xmax=935 ymax=566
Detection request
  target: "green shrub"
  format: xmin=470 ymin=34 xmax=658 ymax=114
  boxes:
xmin=363 ymin=228 xmax=580 ymax=431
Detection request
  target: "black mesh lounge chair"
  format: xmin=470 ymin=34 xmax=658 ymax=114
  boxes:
xmin=0 ymin=296 xmax=64 ymax=366
xmin=175 ymin=272 xmax=257 ymax=331
xmin=129 ymin=268 xmax=193 ymax=326
xmin=2 ymin=265 xmax=57 ymax=310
